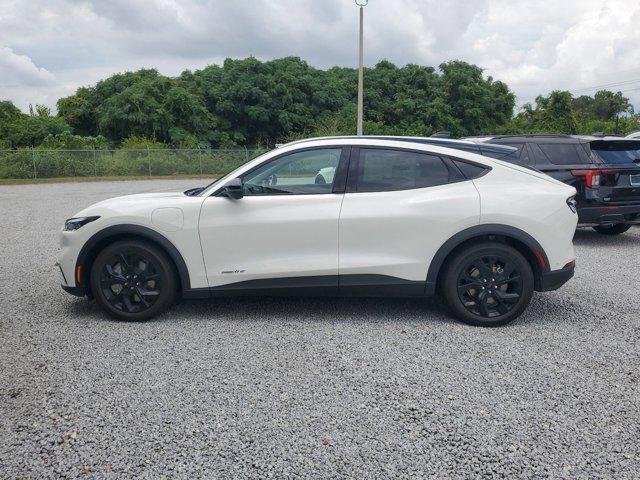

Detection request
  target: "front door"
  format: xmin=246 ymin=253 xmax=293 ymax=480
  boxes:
xmin=199 ymin=147 xmax=348 ymax=288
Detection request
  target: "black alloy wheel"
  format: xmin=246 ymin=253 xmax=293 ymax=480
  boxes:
xmin=442 ymin=243 xmax=534 ymax=327
xmin=90 ymin=240 xmax=178 ymax=321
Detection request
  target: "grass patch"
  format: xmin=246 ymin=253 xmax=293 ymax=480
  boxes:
xmin=0 ymin=175 xmax=217 ymax=186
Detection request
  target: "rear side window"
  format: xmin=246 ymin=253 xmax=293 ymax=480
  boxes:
xmin=356 ymin=149 xmax=455 ymax=192
xmin=452 ymin=160 xmax=488 ymax=179
xmin=536 ymin=143 xmax=586 ymax=165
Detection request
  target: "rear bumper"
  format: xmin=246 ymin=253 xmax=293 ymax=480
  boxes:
xmin=538 ymin=264 xmax=575 ymax=292
xmin=577 ymin=204 xmax=640 ymax=226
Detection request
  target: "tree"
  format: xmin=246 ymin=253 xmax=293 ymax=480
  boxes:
xmin=439 ymin=61 xmax=515 ymax=136
xmin=7 ymin=57 xmax=640 ymax=149
xmin=0 ymin=100 xmax=70 ymax=148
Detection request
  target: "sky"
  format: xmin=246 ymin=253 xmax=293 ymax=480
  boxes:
xmin=1 ymin=0 xmax=640 ymax=113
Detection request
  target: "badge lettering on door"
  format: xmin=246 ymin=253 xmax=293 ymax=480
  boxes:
xmin=221 ymin=269 xmax=245 ymax=274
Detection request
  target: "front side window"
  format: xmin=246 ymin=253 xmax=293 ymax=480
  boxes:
xmin=243 ymin=148 xmax=342 ymax=195
xmin=355 ymin=149 xmax=455 ymax=192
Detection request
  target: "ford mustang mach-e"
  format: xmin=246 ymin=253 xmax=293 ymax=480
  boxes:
xmin=58 ymin=138 xmax=578 ymax=327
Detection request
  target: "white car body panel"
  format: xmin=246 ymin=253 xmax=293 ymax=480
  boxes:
xmin=339 ymin=181 xmax=480 ymax=281
xmin=198 ymin=194 xmax=342 ymax=286
xmin=471 ymin=166 xmax=576 ymax=270
xmin=58 ymin=138 xmax=577 ymax=296
xmin=58 ymin=193 xmax=209 ymax=289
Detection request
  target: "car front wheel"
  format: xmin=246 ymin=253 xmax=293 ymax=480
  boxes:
xmin=90 ymin=240 xmax=178 ymax=321
xmin=592 ymin=223 xmax=632 ymax=235
xmin=441 ymin=243 xmax=534 ymax=327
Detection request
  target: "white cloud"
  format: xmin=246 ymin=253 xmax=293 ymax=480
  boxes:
xmin=1 ymin=0 xmax=639 ymax=112
xmin=0 ymin=46 xmax=56 ymax=86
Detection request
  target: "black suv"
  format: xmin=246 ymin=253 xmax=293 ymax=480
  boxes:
xmin=470 ymin=135 xmax=640 ymax=235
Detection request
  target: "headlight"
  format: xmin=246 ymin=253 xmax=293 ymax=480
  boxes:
xmin=566 ymin=196 xmax=578 ymax=214
xmin=63 ymin=216 xmax=100 ymax=231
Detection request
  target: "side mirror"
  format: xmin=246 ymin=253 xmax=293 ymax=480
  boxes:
xmin=221 ymin=177 xmax=243 ymax=199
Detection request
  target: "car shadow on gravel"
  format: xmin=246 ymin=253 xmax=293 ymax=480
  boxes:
xmin=67 ymin=294 xmax=458 ymax=325
xmin=573 ymin=227 xmax=638 ymax=247
xmin=67 ymin=292 xmax=591 ymax=328
xmin=66 ymin=292 xmax=582 ymax=327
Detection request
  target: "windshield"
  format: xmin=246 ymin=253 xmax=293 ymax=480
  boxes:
xmin=590 ymin=141 xmax=640 ymax=165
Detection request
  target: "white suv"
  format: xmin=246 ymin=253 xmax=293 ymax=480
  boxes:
xmin=58 ymin=137 xmax=578 ymax=327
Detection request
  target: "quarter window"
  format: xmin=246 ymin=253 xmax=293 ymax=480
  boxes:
xmin=498 ymin=143 xmax=532 ymax=164
xmin=355 ymin=149 xmax=454 ymax=192
xmin=536 ymin=143 xmax=587 ymax=165
xmin=242 ymin=148 xmax=342 ymax=195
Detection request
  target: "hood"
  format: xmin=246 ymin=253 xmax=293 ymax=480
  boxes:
xmin=116 ymin=191 xmax=187 ymax=200
xmin=73 ymin=191 xmax=192 ymax=218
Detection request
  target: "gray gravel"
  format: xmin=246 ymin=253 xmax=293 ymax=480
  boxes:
xmin=1 ymin=179 xmax=639 ymax=479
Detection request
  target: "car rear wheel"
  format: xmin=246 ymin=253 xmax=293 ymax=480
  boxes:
xmin=90 ymin=240 xmax=178 ymax=321
xmin=441 ymin=243 xmax=534 ymax=327
xmin=592 ymin=223 xmax=632 ymax=235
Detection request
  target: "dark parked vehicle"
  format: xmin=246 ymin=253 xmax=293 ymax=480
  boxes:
xmin=470 ymin=135 xmax=640 ymax=235
xmin=283 ymin=135 xmax=519 ymax=161
xmin=361 ymin=136 xmax=520 ymax=161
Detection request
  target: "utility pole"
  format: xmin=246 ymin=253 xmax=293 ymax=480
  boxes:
xmin=356 ymin=0 xmax=368 ymax=135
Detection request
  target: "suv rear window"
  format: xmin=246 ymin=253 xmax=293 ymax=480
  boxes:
xmin=590 ymin=141 xmax=640 ymax=165
xmin=537 ymin=143 xmax=587 ymax=165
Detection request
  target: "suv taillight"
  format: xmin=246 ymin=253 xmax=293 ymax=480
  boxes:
xmin=570 ymin=169 xmax=616 ymax=188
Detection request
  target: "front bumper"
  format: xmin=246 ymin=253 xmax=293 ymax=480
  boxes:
xmin=578 ymin=203 xmax=640 ymax=226
xmin=538 ymin=263 xmax=575 ymax=292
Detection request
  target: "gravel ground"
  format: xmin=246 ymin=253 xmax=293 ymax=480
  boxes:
xmin=1 ymin=179 xmax=639 ymax=479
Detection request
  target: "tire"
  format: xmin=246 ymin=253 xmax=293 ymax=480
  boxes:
xmin=441 ymin=242 xmax=534 ymax=327
xmin=90 ymin=240 xmax=178 ymax=321
xmin=592 ymin=223 xmax=632 ymax=235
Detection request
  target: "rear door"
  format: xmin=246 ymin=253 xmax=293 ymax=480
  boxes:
xmin=588 ymin=140 xmax=640 ymax=204
xmin=338 ymin=147 xmax=480 ymax=286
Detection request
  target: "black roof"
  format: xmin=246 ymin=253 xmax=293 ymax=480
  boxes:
xmin=476 ymin=134 xmax=590 ymax=144
xmin=364 ymin=136 xmax=517 ymax=154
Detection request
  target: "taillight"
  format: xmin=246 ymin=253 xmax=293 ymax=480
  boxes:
xmin=571 ymin=169 xmax=617 ymax=188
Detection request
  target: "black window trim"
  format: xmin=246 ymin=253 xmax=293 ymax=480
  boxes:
xmin=345 ymin=145 xmax=482 ymax=194
xmin=448 ymin=156 xmax=492 ymax=179
xmin=212 ymin=145 xmax=352 ymax=197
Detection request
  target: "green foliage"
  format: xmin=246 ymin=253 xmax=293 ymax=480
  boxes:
xmin=501 ymin=89 xmax=639 ymax=136
xmin=38 ymin=132 xmax=109 ymax=150
xmin=0 ymin=148 xmax=267 ymax=179
xmin=47 ymin=57 xmax=517 ymax=147
xmin=0 ymin=101 xmax=70 ymax=148
xmin=3 ymin=57 xmax=640 ymax=155
xmin=121 ymin=135 xmax=167 ymax=150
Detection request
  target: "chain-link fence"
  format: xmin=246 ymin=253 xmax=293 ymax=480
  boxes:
xmin=0 ymin=149 xmax=269 ymax=180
